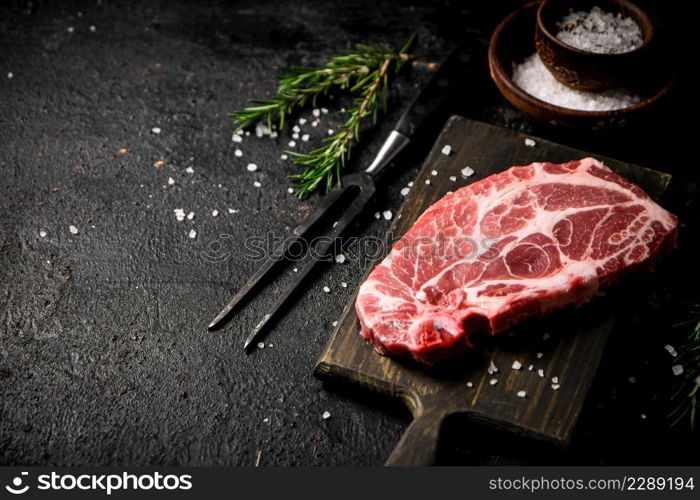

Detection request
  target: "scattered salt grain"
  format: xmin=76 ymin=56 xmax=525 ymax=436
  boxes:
xmin=257 ymin=342 xmax=265 ymax=349
xmin=174 ymin=208 xmax=185 ymax=221
xmin=374 ymin=212 xmax=381 ymax=219
xmin=335 ymin=254 xmax=346 ymax=264
xmin=287 ymin=187 xmax=294 ymax=194
xmin=69 ymin=225 xmax=79 ymax=234
xmin=425 ymin=179 xmax=431 ymax=185
xmin=39 ymin=230 xmax=47 ymax=238
xmin=322 ymin=410 xmax=331 ymax=419
xmin=537 ymin=369 xmax=545 ymax=378
xmin=552 ymin=376 xmax=559 ymax=384
xmin=528 ymin=364 xmax=534 ymax=371
xmin=327 ymin=129 xmax=334 ymax=135
xmin=489 ymin=378 xmax=498 ymax=386
xmin=246 ymin=163 xmax=258 ymax=172
xmin=255 ymin=123 xmax=270 ymax=137
xmin=245 ymin=131 xmax=250 ymax=136
xmin=512 ymin=53 xmax=641 ymax=111
xmin=400 ymin=187 xmax=410 ymax=196
xmin=628 ymin=376 xmax=636 ymax=384
xmin=292 ymin=133 xmax=299 ymax=140
xmin=332 ymin=320 xmax=338 ymax=327
xmin=311 ymin=121 xmax=318 ymax=127
xmin=212 ymin=210 xmax=219 ymax=217
xmin=543 ymin=333 xmax=550 ymax=341
xmin=321 ymin=107 xmax=329 ymax=114
xmin=299 ymin=118 xmax=308 ymax=125
xmin=466 ymin=382 xmax=473 ymax=388
xmin=449 ymin=175 xmax=457 ymax=182
xmin=441 ymin=145 xmax=452 ymax=156
xmin=556 ymin=6 xmax=643 ymax=54
xmin=167 ymin=177 xmax=175 ymax=185
xmin=341 ymin=282 xmax=348 ymax=288
xmin=188 ymin=229 xmax=196 ymax=239
xmin=516 ymin=390 xmax=527 ymax=398
xmin=293 ymin=268 xmax=298 ymax=273
xmin=227 ymin=208 xmax=239 ymax=214
xmin=253 ymin=181 xmax=261 ymax=188
xmin=536 ymin=352 xmax=543 ymax=359
xmin=488 ymin=361 xmax=499 ymax=375
xmin=415 ymin=290 xmax=427 ymax=301
xmin=382 ymin=210 xmax=393 ymax=221
xmin=270 ymin=131 xmax=278 ymax=138
xmin=672 ymin=364 xmax=684 ymax=376
xmin=460 ymin=166 xmax=474 ymax=177
xmin=234 ymin=149 xmax=243 ymax=157
xmin=232 ymin=133 xmax=243 ymax=143
xmin=551 ymin=384 xmax=560 ymax=390
xmin=288 ymin=140 xmax=296 ymax=147
xmin=281 ymin=154 xmax=288 ymax=160
xmin=67 ymin=26 xmax=75 ymax=33
xmin=151 ymin=127 xmax=161 ymax=134
xmin=292 ymin=125 xmax=301 ymax=133
xmin=184 ymin=211 xmax=194 ymax=221
xmin=431 ymin=169 xmax=438 ymax=176
xmin=301 ymin=134 xmax=310 ymax=142
xmin=512 ymin=360 xmax=522 ymax=370
xmin=524 ymin=138 xmax=536 ymax=147
xmin=89 ymin=25 xmax=96 ymax=32
xmin=664 ymin=344 xmax=678 ymax=357
xmin=407 ymin=181 xmax=414 ymax=188
xmin=323 ymin=286 xmax=331 ymax=293
xmin=641 ymin=414 xmax=646 ymax=420
xmin=8 ymin=72 xmax=14 ymax=79
xmin=312 ymin=109 xmax=321 ymax=117
xmin=185 ymin=166 xmax=194 ymax=174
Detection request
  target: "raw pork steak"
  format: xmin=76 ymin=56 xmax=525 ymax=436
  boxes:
xmin=356 ymin=158 xmax=677 ymax=364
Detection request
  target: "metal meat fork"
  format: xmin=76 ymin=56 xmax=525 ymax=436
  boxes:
xmin=208 ymin=45 xmax=471 ymax=349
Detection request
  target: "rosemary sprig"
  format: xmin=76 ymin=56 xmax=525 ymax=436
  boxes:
xmin=670 ymin=308 xmax=700 ymax=430
xmin=230 ymin=61 xmax=365 ymax=134
xmin=229 ymin=36 xmax=414 ymax=197
xmin=289 ymin=51 xmax=409 ymax=197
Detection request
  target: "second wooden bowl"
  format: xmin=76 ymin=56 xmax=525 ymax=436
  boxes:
xmin=536 ymin=0 xmax=654 ymax=91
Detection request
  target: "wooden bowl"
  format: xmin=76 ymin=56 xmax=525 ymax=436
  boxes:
xmin=488 ymin=1 xmax=675 ymax=130
xmin=536 ymin=0 xmax=654 ymax=91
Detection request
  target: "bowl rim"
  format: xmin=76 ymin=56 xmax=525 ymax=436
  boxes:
xmin=536 ymin=0 xmax=654 ymax=58
xmin=489 ymin=1 xmax=675 ymax=118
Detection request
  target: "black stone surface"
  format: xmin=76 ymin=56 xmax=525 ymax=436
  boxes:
xmin=0 ymin=0 xmax=696 ymax=466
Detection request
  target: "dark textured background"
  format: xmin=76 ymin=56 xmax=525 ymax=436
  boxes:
xmin=0 ymin=0 xmax=697 ymax=466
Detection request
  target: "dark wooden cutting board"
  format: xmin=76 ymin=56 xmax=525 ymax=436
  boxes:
xmin=313 ymin=116 xmax=672 ymax=466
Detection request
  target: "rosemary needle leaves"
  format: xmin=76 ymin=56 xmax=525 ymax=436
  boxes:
xmin=229 ymin=36 xmax=414 ymax=197
xmin=670 ymin=310 xmax=700 ymax=430
xmin=289 ymin=50 xmax=407 ymax=197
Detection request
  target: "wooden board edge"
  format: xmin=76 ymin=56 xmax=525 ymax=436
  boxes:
xmin=313 ymin=360 xmax=421 ymax=416
xmin=454 ymin=116 xmax=673 ymax=197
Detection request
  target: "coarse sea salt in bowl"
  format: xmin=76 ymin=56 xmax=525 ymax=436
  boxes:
xmin=536 ymin=0 xmax=653 ymax=91
xmin=488 ymin=1 xmax=674 ymax=131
